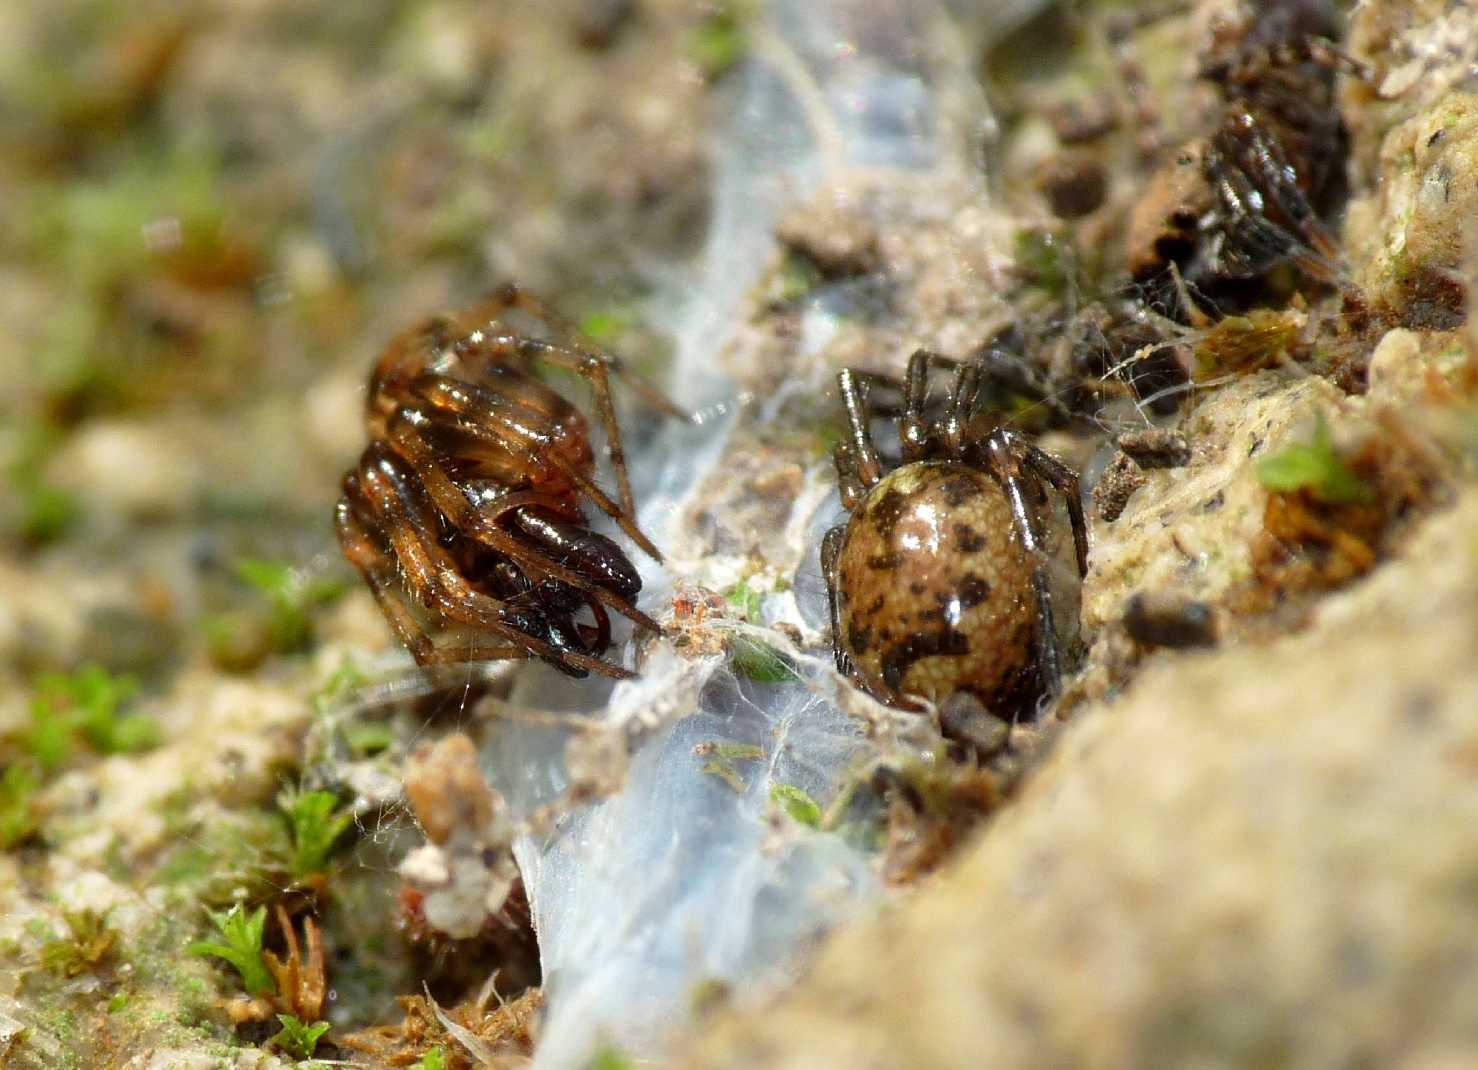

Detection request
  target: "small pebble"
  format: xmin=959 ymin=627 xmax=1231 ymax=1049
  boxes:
xmin=1035 ymin=150 xmax=1107 ymax=218
xmin=1122 ymin=592 xmax=1220 ymax=649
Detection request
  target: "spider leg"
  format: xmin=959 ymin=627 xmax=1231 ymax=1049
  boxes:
xmin=942 ymin=361 xmax=981 ymax=458
xmin=459 ymin=281 xmax=689 ymax=419
xmin=992 ymin=428 xmax=1091 ymax=578
xmin=837 ymin=369 xmax=884 ymax=489
xmin=384 ymin=415 xmax=661 ymax=633
xmin=337 ymin=485 xmax=539 ymax=667
xmin=505 ymin=334 xmax=690 ymax=420
xmin=354 ymin=446 xmax=635 ymax=679
xmin=820 ymin=525 xmax=850 ymax=676
xmin=1204 ymin=117 xmax=1339 ymax=284
xmin=408 ymin=374 xmax=664 ymax=561
xmin=901 ymin=349 xmax=972 ymax=459
xmin=983 ymin=431 xmax=1066 ymax=700
xmin=573 ymin=595 xmax=613 ymax=656
xmin=833 ymin=445 xmax=868 ymax=512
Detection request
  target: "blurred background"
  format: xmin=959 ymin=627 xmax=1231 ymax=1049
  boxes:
xmin=0 ymin=0 xmax=732 ymax=684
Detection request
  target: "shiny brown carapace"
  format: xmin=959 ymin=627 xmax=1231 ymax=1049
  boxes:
xmin=335 ymin=284 xmax=676 ymax=680
xmin=823 ymin=350 xmax=1090 ymax=714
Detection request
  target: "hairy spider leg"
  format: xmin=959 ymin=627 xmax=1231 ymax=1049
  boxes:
xmin=820 ymin=526 xmax=850 ymax=676
xmin=487 ymin=335 xmax=640 ymax=531
xmin=452 ymin=283 xmax=688 ymax=521
xmin=1205 ymin=37 xmax=1371 ymax=88
xmin=364 ymin=314 xmax=461 ymax=439
xmin=382 ymin=411 xmax=661 ymax=634
xmin=408 ymin=373 xmax=663 ymax=561
xmin=350 ymin=444 xmax=635 ymax=679
xmin=941 ymin=361 xmax=981 ymax=457
xmin=837 ymin=368 xmax=884 ymax=489
xmin=980 ymin=432 xmax=1066 ymax=698
xmin=336 ymin=487 xmax=539 ymax=667
xmin=456 ymin=283 xmax=690 ymax=420
xmin=1217 ymin=109 xmax=1340 ymax=265
xmin=994 ymin=427 xmax=1091 ymax=578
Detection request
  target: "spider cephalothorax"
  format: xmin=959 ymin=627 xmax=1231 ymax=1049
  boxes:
xmin=822 ymin=350 xmax=1090 ymax=720
xmin=336 ymin=284 xmax=677 ymax=680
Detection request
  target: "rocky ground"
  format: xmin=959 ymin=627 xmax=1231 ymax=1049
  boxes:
xmin=2 ymin=1 xmax=1476 ymax=1068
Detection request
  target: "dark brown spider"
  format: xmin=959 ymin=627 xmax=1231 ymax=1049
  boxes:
xmin=1125 ymin=1 xmax=1367 ymax=309
xmin=335 ymin=284 xmax=677 ymax=680
xmin=821 ymin=350 xmax=1090 ymax=720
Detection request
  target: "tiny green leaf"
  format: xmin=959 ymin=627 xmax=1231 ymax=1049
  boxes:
xmin=188 ymin=904 xmax=275 ymax=996
xmin=233 ymin=558 xmax=348 ymax=654
xmin=586 ymin=1046 xmax=635 ymax=1070
xmin=579 ymin=309 xmax=636 ymax=345
xmin=412 ymin=1047 xmax=447 ymax=1070
xmin=724 ymin=579 xmax=763 ymax=623
xmin=271 ymin=1014 xmax=331 ymax=1060
xmin=1256 ymin=412 xmax=1374 ymax=505
xmin=688 ymin=7 xmax=748 ymax=79
xmin=32 ymin=664 xmax=158 ymax=756
xmin=770 ymin=783 xmax=822 ymax=828
xmin=281 ymin=788 xmax=355 ymax=878
xmin=345 ymin=723 xmax=394 ymax=757
xmin=731 ymin=638 xmax=799 ymax=683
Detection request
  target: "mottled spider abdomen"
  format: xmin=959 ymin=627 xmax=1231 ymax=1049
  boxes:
xmin=834 ymin=461 xmax=1037 ymax=708
xmin=822 ymin=350 xmax=1088 ymax=723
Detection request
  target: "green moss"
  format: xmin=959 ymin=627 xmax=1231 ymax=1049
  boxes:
xmin=0 ymin=764 xmax=40 ymax=850
xmin=688 ymin=5 xmax=749 ymax=79
xmin=153 ymin=807 xmax=291 ymax=904
xmin=4 ymin=424 xmax=81 ymax=545
xmin=730 ymin=639 xmax=800 ymax=682
xmin=13 ymin=664 xmax=159 ymax=783
xmin=279 ymin=788 xmax=355 ymax=879
xmin=411 ymin=1047 xmax=448 ymax=1070
xmin=1256 ymin=412 xmax=1374 ymax=505
xmin=585 ymin=1046 xmax=635 ymax=1070
xmin=270 ymin=1014 xmax=331 ymax=1060
xmin=188 ymin=904 xmax=275 ymax=997
xmin=40 ymin=909 xmax=118 ymax=977
xmin=774 ymin=250 xmax=823 ymax=304
xmin=1014 ymin=230 xmax=1077 ymax=299
xmin=770 ymin=784 xmax=823 ymax=828
xmin=310 ymin=655 xmax=369 ymax=716
xmin=232 ymin=558 xmax=349 ymax=655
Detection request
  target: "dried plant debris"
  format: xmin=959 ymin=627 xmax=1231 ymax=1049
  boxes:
xmin=341 ymin=987 xmax=543 ymax=1069
xmin=1094 ymin=452 xmax=1147 ymax=524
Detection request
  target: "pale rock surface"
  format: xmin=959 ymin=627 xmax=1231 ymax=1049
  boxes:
xmin=677 ymin=487 xmax=1478 ymax=1070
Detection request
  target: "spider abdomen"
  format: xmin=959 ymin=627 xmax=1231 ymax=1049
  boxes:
xmin=834 ymin=461 xmax=1037 ymax=708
